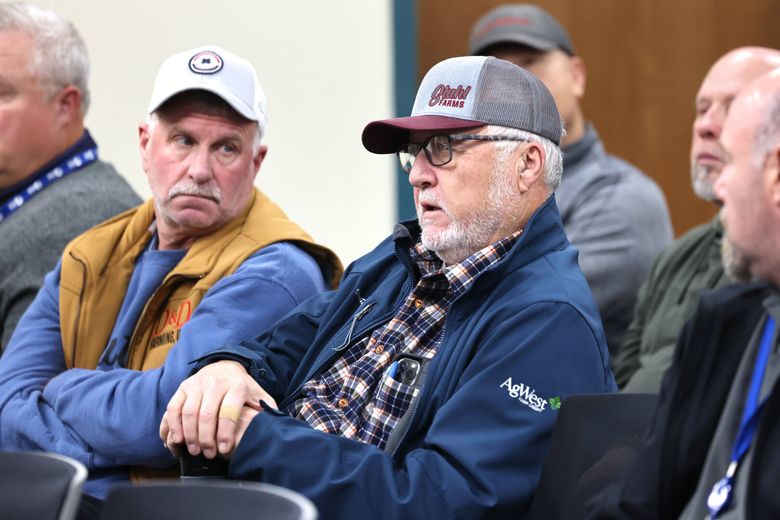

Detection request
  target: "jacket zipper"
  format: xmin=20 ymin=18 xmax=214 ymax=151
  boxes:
xmin=389 ymin=364 xmax=429 ymax=458
xmin=389 ymin=292 xmax=467 ymax=458
xmin=277 ymin=304 xmax=405 ymax=411
xmin=281 ymin=245 xmax=419 ymax=417
xmin=333 ymin=301 xmax=374 ymax=352
xmin=388 ymin=313 xmax=449 ymax=459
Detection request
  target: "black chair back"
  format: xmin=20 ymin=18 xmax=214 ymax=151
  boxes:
xmin=529 ymin=393 xmax=659 ymax=520
xmin=100 ymin=480 xmax=317 ymax=520
xmin=0 ymin=450 xmax=87 ymax=520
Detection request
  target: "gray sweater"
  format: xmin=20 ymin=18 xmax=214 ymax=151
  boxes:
xmin=0 ymin=159 xmax=140 ymax=351
xmin=557 ymin=125 xmax=673 ymax=355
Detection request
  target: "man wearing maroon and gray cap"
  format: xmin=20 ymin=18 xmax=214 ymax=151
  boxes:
xmin=471 ymin=4 xmax=674 ymax=356
xmin=161 ymin=56 xmax=616 ymax=519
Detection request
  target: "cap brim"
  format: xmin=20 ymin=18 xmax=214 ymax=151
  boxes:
xmin=149 ymin=86 xmax=259 ymax=123
xmin=362 ymin=115 xmax=483 ymax=154
xmin=472 ymin=33 xmax=563 ymax=55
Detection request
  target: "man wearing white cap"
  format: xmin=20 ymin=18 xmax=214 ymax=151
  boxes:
xmin=0 ymin=46 xmax=341 ymax=498
xmin=160 ymin=56 xmax=615 ymax=518
xmin=470 ymin=4 xmax=673 ymax=355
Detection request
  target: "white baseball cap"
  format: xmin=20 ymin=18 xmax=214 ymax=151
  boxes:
xmin=147 ymin=45 xmax=267 ymax=135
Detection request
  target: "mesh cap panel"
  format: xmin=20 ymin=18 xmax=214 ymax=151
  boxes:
xmin=362 ymin=56 xmax=562 ymax=153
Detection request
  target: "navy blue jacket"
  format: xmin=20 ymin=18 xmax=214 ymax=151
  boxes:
xmin=207 ymin=196 xmax=616 ymax=519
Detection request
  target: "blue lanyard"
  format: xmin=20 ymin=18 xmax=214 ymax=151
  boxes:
xmin=0 ymin=146 xmax=98 ymax=223
xmin=707 ymin=315 xmax=775 ymax=518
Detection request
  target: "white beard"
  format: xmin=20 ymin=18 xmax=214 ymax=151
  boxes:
xmin=690 ymin=163 xmax=718 ymax=202
xmin=418 ymin=161 xmax=519 ymax=265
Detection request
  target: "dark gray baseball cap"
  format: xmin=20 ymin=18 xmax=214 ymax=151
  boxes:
xmin=361 ymin=56 xmax=562 ymax=153
xmin=469 ymin=4 xmax=575 ymax=56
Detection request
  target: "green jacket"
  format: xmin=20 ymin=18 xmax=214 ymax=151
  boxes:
xmin=614 ymin=215 xmax=730 ymax=392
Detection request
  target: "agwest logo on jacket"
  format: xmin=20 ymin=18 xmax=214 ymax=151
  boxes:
xmin=150 ymin=300 xmax=193 ymax=349
xmin=500 ymin=377 xmax=560 ymax=413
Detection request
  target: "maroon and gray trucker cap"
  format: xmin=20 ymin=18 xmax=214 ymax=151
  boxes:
xmin=361 ymin=55 xmax=562 ymax=154
xmin=469 ymin=4 xmax=575 ymax=56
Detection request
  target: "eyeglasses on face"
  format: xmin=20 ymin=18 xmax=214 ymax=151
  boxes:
xmin=397 ymin=133 xmax=529 ymax=173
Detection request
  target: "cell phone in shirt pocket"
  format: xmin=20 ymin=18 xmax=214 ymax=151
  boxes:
xmin=388 ymin=354 xmax=425 ymax=387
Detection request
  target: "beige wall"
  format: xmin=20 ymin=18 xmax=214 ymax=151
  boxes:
xmin=36 ymin=0 xmax=396 ymax=265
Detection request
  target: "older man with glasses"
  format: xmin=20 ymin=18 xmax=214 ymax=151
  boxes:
xmin=160 ymin=56 xmax=616 ymax=519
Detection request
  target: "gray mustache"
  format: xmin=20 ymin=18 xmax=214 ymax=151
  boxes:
xmin=168 ymin=183 xmax=222 ymax=203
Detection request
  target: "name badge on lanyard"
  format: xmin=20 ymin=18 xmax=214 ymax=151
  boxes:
xmin=707 ymin=315 xmax=775 ymax=519
xmin=0 ymin=146 xmax=99 ymax=223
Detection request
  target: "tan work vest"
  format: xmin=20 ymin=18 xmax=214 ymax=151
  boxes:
xmin=60 ymin=189 xmax=341 ymax=370
xmin=57 ymin=189 xmax=342 ymax=480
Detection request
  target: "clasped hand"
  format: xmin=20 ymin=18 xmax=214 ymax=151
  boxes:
xmin=159 ymin=360 xmax=277 ymax=460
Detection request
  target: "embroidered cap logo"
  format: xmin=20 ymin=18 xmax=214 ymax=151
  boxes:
xmin=428 ymin=84 xmax=472 ymax=109
xmin=188 ymin=51 xmax=223 ymax=74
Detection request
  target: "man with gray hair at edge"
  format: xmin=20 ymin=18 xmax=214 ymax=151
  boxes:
xmin=160 ymin=56 xmax=615 ymax=519
xmin=590 ymin=67 xmax=780 ymax=520
xmin=0 ymin=2 xmax=140 ymax=350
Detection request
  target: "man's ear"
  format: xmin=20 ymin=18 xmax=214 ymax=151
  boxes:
xmin=569 ymin=56 xmax=586 ymax=100
xmin=54 ymin=86 xmax=82 ymax=126
xmin=252 ymin=145 xmax=268 ymax=179
xmin=515 ymin=143 xmax=545 ymax=193
xmin=767 ymin=144 xmax=780 ymax=207
xmin=138 ymin=123 xmax=151 ymax=175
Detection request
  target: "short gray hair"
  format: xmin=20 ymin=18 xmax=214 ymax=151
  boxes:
xmin=486 ymin=124 xmax=565 ymax=192
xmin=0 ymin=3 xmax=90 ymax=113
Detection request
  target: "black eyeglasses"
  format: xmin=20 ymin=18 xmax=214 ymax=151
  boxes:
xmin=397 ymin=134 xmax=528 ymax=173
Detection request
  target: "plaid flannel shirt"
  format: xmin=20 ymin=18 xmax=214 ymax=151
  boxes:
xmin=287 ymin=231 xmax=521 ymax=449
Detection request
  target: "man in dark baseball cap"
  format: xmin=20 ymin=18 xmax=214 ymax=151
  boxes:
xmin=161 ymin=55 xmax=615 ymax=518
xmin=470 ymin=4 xmax=674 ymax=357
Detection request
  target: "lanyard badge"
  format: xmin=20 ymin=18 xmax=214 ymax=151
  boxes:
xmin=707 ymin=316 xmax=775 ymax=519
xmin=706 ymin=461 xmax=737 ymax=517
xmin=0 ymin=147 xmax=98 ymax=223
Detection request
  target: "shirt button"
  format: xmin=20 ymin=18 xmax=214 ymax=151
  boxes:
xmin=374 ymin=345 xmax=384 ymax=354
xmin=338 ymin=398 xmax=348 ymax=408
xmin=414 ymin=299 xmax=424 ymax=308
